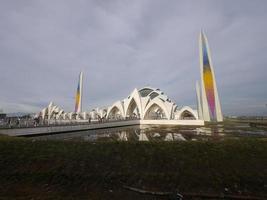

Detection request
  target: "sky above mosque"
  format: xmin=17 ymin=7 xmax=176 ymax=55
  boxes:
xmin=0 ymin=0 xmax=267 ymax=116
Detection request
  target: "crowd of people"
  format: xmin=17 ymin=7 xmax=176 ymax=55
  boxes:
xmin=0 ymin=117 xmax=40 ymax=128
xmin=0 ymin=114 xmax=141 ymax=129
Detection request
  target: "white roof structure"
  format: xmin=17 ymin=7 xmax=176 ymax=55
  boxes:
xmin=105 ymin=87 xmax=198 ymax=121
xmin=38 ymin=87 xmax=198 ymax=122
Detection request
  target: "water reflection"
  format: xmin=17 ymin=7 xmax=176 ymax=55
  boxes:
xmin=164 ymin=133 xmax=186 ymax=141
xmin=35 ymin=122 xmax=267 ymax=142
xmin=136 ymin=130 xmax=148 ymax=141
xmin=118 ymin=131 xmax=128 ymax=141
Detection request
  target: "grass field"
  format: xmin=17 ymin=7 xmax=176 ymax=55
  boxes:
xmin=0 ymin=135 xmax=266 ymax=199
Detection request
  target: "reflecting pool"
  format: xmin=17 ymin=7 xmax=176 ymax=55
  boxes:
xmin=34 ymin=121 xmax=267 ymax=142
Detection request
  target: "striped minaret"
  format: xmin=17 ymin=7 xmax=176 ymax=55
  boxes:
xmin=199 ymin=31 xmax=223 ymax=122
xmin=74 ymin=72 xmax=83 ymax=113
xmin=196 ymin=81 xmax=203 ymax=120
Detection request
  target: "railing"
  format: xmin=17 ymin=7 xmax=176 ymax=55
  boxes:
xmin=0 ymin=117 xmax=141 ymax=130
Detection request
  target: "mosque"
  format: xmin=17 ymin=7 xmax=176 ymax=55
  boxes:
xmin=38 ymin=31 xmax=223 ymax=125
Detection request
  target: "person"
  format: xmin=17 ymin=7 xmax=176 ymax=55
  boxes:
xmin=16 ymin=118 xmax=20 ymax=127
xmin=33 ymin=117 xmax=39 ymax=127
xmin=88 ymin=117 xmax=91 ymax=124
xmin=7 ymin=118 xmax=11 ymax=128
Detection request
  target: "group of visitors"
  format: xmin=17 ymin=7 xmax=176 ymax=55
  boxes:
xmin=1 ymin=116 xmax=42 ymax=128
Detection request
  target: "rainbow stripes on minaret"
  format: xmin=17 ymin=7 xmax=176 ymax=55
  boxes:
xmin=198 ymin=31 xmax=223 ymax=122
xmin=74 ymin=72 xmax=83 ymax=113
xmin=196 ymin=81 xmax=203 ymax=120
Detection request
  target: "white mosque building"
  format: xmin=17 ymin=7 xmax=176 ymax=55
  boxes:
xmin=106 ymin=87 xmax=198 ymax=120
xmin=38 ymin=31 xmax=223 ymax=125
xmin=40 ymin=86 xmax=199 ymax=122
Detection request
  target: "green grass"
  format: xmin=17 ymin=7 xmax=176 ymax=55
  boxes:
xmin=0 ymin=136 xmax=266 ymax=199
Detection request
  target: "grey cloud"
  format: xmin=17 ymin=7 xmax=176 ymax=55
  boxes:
xmin=0 ymin=0 xmax=267 ymax=115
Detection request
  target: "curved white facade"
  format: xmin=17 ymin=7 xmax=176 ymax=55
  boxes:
xmin=98 ymin=87 xmax=199 ymax=121
xmin=39 ymin=87 xmax=199 ymax=122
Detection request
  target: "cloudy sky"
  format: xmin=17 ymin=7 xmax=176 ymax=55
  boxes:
xmin=0 ymin=0 xmax=267 ymax=116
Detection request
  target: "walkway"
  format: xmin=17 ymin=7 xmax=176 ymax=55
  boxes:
xmin=0 ymin=119 xmax=204 ymax=137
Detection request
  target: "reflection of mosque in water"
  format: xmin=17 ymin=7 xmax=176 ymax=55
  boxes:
xmin=117 ymin=131 xmax=128 ymax=141
xmin=35 ymin=123 xmax=267 ymax=142
xmin=136 ymin=130 xmax=149 ymax=141
xmin=116 ymin=130 xmax=186 ymax=141
xmin=116 ymin=130 xmax=149 ymax=141
xmin=195 ymin=127 xmax=224 ymax=136
xmin=80 ymin=124 xmax=226 ymax=142
xmin=164 ymin=133 xmax=186 ymax=141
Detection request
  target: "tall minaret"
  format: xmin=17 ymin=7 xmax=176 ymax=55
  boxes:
xmin=74 ymin=72 xmax=83 ymax=113
xmin=196 ymin=81 xmax=203 ymax=120
xmin=199 ymin=31 xmax=223 ymax=122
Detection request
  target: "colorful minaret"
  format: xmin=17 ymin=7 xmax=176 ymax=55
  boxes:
xmin=196 ymin=81 xmax=203 ymax=120
xmin=74 ymin=72 xmax=83 ymax=113
xmin=199 ymin=31 xmax=223 ymax=122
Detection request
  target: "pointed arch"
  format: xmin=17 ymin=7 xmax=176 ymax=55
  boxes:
xmin=106 ymin=101 xmax=125 ymax=119
xmin=124 ymin=89 xmax=142 ymax=118
xmin=100 ymin=109 xmax=107 ymax=118
xmin=143 ymin=97 xmax=171 ymax=120
xmin=143 ymin=102 xmax=169 ymax=120
xmin=107 ymin=106 xmax=123 ymax=119
xmin=177 ymin=106 xmax=198 ymax=120
xmin=125 ymin=98 xmax=141 ymax=119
